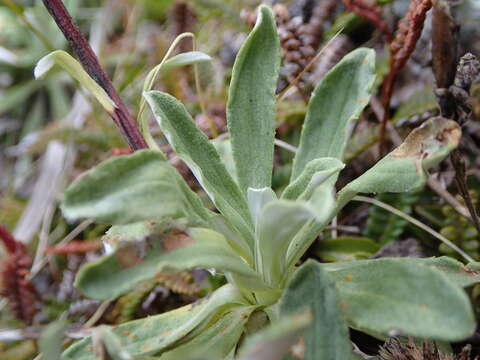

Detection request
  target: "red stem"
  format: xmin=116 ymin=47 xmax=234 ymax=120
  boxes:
xmin=41 ymin=0 xmax=148 ymax=151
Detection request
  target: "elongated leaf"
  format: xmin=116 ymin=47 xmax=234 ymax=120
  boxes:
xmin=62 ymin=150 xmax=211 ymax=225
xmin=34 ymin=50 xmax=115 ymax=113
xmin=256 ymin=201 xmax=315 ymax=286
xmin=292 ymin=48 xmax=375 ymax=180
xmin=336 ymin=117 xmax=461 ymax=209
xmin=63 ymin=285 xmax=246 ymax=360
xmin=160 ymin=51 xmax=212 ymax=75
xmin=282 ymin=158 xmax=344 ymax=201
xmin=75 ymin=227 xmax=266 ymax=300
xmin=322 ymin=257 xmax=480 ymax=289
xmin=237 ymin=312 xmax=312 ymax=360
xmin=279 ymin=261 xmax=352 ymax=360
xmin=144 ymin=91 xmax=254 ymax=247
xmin=161 ymin=305 xmax=257 ymax=360
xmin=226 ymin=5 xmax=280 ymax=192
xmin=322 ymin=258 xmax=475 ymax=341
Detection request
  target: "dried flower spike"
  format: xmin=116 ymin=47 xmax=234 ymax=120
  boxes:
xmin=0 ymin=226 xmax=37 ymax=324
xmin=379 ymin=0 xmax=433 ymax=154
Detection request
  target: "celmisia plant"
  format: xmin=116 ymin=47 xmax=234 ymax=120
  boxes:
xmin=36 ymin=5 xmax=480 ymax=360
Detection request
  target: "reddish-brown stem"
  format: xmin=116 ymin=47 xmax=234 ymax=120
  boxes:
xmin=41 ymin=0 xmax=148 ymax=151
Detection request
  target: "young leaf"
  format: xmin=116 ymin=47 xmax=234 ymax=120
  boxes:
xmin=34 ymin=50 xmax=115 ymax=113
xmin=279 ymin=261 xmax=352 ymax=360
xmin=336 ymin=117 xmax=461 ymax=209
xmin=256 ymin=201 xmax=315 ymax=286
xmin=226 ymin=5 xmax=280 ymax=193
xmin=322 ymin=258 xmax=475 ymax=341
xmin=247 ymin=187 xmax=277 ymax=225
xmin=159 ymin=51 xmax=212 ymax=75
xmin=282 ymin=158 xmax=344 ymax=201
xmin=291 ymin=48 xmax=375 ymax=180
xmin=62 ymin=150 xmax=211 ymax=225
xmin=63 ymin=285 xmax=247 ymax=360
xmin=237 ymin=312 xmax=312 ymax=360
xmin=75 ymin=227 xmax=266 ymax=300
xmin=144 ymin=91 xmax=254 ymax=247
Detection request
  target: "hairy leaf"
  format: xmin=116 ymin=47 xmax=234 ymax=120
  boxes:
xmin=144 ymin=91 xmax=254 ymax=248
xmin=337 ymin=117 xmax=461 ymax=209
xmin=237 ymin=312 xmax=312 ymax=360
xmin=280 ymin=261 xmax=352 ymax=359
xmin=256 ymin=201 xmax=315 ymax=287
xmin=292 ymin=48 xmax=375 ymax=180
xmin=282 ymin=158 xmax=344 ymax=201
xmin=62 ymin=150 xmax=211 ymax=225
xmin=226 ymin=5 xmax=280 ymax=192
xmin=63 ymin=285 xmax=246 ymax=359
xmin=75 ymin=227 xmax=266 ymax=300
xmin=322 ymin=258 xmax=475 ymax=341
xmin=161 ymin=305 xmax=257 ymax=360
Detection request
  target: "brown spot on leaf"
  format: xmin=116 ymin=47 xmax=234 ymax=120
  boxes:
xmin=142 ymin=345 xmax=151 ymax=352
xmin=340 ymin=301 xmax=348 ymax=308
xmin=161 ymin=229 xmax=193 ymax=252
xmin=122 ymin=330 xmax=130 ymax=336
xmin=143 ymin=322 xmax=150 ymax=328
xmin=344 ymin=274 xmax=353 ymax=281
xmin=390 ymin=117 xmax=460 ymax=160
xmin=161 ymin=330 xmax=170 ymax=337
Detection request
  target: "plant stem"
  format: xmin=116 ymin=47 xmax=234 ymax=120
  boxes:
xmin=41 ymin=0 xmax=148 ymax=151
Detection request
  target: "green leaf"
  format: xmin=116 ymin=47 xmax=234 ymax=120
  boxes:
xmin=62 ymin=150 xmax=211 ymax=225
xmin=317 ymin=237 xmax=381 ymax=262
xmin=291 ymin=48 xmax=376 ymax=180
xmin=92 ymin=327 xmax=132 ymax=360
xmin=226 ymin=5 xmax=280 ymax=192
xmin=285 ymin=175 xmax=339 ymax=271
xmin=279 ymin=261 xmax=352 ymax=360
xmin=159 ymin=51 xmax=212 ymax=75
xmin=144 ymin=91 xmax=254 ymax=247
xmin=256 ymin=201 xmax=315 ymax=287
xmin=321 ymin=258 xmax=475 ymax=341
xmin=161 ymin=305 xmax=257 ymax=360
xmin=39 ymin=320 xmax=66 ymax=360
xmin=237 ymin=312 xmax=312 ymax=360
xmin=337 ymin=117 xmax=461 ymax=209
xmin=247 ymin=187 xmax=277 ymax=225
xmin=332 ymin=256 xmax=480 ymax=289
xmin=282 ymin=158 xmax=344 ymax=201
xmin=75 ymin=226 xmax=266 ymax=300
xmin=63 ymin=285 xmax=247 ymax=360
xmin=34 ymin=50 xmax=115 ymax=113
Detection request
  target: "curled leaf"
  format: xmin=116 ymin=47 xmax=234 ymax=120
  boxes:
xmin=34 ymin=50 xmax=115 ymax=113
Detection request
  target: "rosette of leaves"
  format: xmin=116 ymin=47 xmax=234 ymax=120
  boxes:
xmin=50 ymin=6 xmax=480 ymax=360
